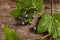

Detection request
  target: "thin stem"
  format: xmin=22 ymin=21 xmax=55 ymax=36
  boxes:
xmin=24 ymin=7 xmax=36 ymax=14
xmin=51 ymin=0 xmax=54 ymax=15
xmin=41 ymin=34 xmax=51 ymax=38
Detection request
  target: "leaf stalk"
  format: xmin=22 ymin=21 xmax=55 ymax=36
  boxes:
xmin=51 ymin=0 xmax=54 ymax=15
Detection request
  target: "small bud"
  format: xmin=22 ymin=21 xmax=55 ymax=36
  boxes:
xmin=34 ymin=8 xmax=38 ymax=11
xmin=32 ymin=16 xmax=35 ymax=19
xmin=24 ymin=14 xmax=28 ymax=18
xmin=21 ymin=22 xmax=25 ymax=25
xmin=29 ymin=22 xmax=32 ymax=25
xmin=18 ymin=16 xmax=22 ymax=20
xmin=23 ymin=8 xmax=27 ymax=11
xmin=33 ymin=27 xmax=36 ymax=31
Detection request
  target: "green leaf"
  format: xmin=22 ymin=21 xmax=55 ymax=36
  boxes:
xmin=11 ymin=9 xmax=20 ymax=18
xmin=3 ymin=25 xmax=21 ymax=40
xmin=11 ymin=8 xmax=25 ymax=18
xmin=16 ymin=0 xmax=34 ymax=9
xmin=33 ymin=0 xmax=44 ymax=12
xmin=36 ymin=13 xmax=60 ymax=39
xmin=16 ymin=0 xmax=44 ymax=12
xmin=36 ymin=13 xmax=51 ymax=33
xmin=53 ymin=12 xmax=60 ymax=22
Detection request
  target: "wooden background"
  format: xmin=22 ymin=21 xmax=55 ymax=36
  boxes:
xmin=0 ymin=0 xmax=60 ymax=40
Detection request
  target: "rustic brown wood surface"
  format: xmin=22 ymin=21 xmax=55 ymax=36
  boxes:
xmin=0 ymin=0 xmax=60 ymax=40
